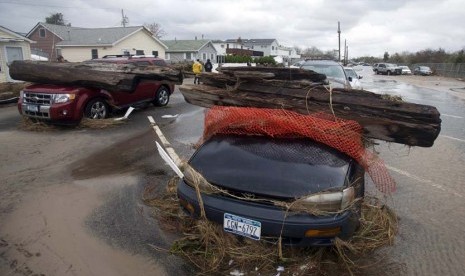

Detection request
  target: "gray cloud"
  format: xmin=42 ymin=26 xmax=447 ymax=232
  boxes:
xmin=1 ymin=0 xmax=463 ymax=57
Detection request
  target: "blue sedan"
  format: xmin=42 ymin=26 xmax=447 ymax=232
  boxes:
xmin=177 ymin=135 xmax=365 ymax=247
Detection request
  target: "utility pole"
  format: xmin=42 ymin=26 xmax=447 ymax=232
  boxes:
xmin=344 ymin=39 xmax=347 ymax=65
xmin=338 ymin=21 xmax=341 ymax=62
xmin=121 ymin=9 xmax=129 ymax=27
xmin=346 ymin=44 xmax=349 ymax=65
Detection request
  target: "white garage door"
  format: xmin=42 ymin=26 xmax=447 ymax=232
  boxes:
xmin=6 ymin=46 xmax=24 ymax=81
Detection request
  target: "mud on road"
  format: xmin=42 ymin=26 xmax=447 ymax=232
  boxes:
xmin=0 ymin=92 xmax=196 ymax=276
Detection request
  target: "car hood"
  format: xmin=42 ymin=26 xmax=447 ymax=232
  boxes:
xmin=188 ymin=135 xmax=354 ymax=199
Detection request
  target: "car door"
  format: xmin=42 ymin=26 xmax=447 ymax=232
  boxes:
xmin=110 ymin=61 xmax=159 ymax=106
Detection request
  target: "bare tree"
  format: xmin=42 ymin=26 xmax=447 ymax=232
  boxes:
xmin=145 ymin=22 xmax=167 ymax=39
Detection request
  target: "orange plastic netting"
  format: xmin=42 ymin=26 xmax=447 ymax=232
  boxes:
xmin=202 ymin=106 xmax=396 ymax=194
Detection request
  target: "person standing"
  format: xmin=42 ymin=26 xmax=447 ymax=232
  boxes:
xmin=192 ymin=59 xmax=203 ymax=84
xmin=204 ymin=59 xmax=213 ymax=72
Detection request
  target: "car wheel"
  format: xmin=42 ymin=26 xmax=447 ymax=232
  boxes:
xmin=387 ymin=71 xmax=391 ymax=75
xmin=153 ymin=86 xmax=170 ymax=106
xmin=84 ymin=98 xmax=109 ymax=119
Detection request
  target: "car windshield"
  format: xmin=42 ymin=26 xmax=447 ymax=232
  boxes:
xmin=189 ymin=135 xmax=352 ymax=198
xmin=301 ymin=64 xmax=346 ymax=79
xmin=420 ymin=66 xmax=430 ymax=70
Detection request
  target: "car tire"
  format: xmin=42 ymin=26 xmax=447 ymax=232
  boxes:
xmin=387 ymin=71 xmax=391 ymax=75
xmin=84 ymin=98 xmax=109 ymax=119
xmin=153 ymin=86 xmax=170 ymax=106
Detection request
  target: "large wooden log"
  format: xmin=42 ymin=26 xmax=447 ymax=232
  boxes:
xmin=179 ymin=80 xmax=441 ymax=147
xmin=217 ymin=67 xmax=327 ymax=82
xmin=9 ymin=60 xmax=183 ymax=92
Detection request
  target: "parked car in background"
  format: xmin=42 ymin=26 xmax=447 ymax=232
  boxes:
xmin=414 ymin=66 xmax=433 ymax=76
xmin=344 ymin=67 xmax=363 ymax=90
xmin=290 ymin=60 xmax=305 ymax=68
xmin=300 ymin=60 xmax=351 ymax=89
xmin=17 ymin=56 xmax=176 ymax=124
xmin=177 ymin=135 xmax=365 ymax=246
xmin=399 ymin=66 xmax=412 ymax=75
xmin=373 ymin=63 xmax=402 ymax=75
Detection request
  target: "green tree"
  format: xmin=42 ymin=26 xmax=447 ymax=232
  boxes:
xmin=45 ymin=13 xmax=70 ymax=26
xmin=254 ymin=56 xmax=276 ymax=66
xmin=383 ymin=51 xmax=389 ymax=62
xmin=455 ymin=49 xmax=464 ymax=64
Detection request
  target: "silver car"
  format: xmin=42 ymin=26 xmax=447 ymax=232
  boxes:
xmin=301 ymin=60 xmax=351 ymax=89
xmin=414 ymin=66 xmax=433 ymax=76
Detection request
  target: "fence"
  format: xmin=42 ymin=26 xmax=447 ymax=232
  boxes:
xmin=413 ymin=63 xmax=465 ymax=78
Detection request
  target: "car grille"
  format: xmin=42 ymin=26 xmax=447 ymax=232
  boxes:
xmin=22 ymin=92 xmax=52 ymax=118
xmin=23 ymin=92 xmax=52 ymax=105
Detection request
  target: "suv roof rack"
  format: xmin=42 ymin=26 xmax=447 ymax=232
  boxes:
xmin=102 ymin=54 xmax=159 ymax=59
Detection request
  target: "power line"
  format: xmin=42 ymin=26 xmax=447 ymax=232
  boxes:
xmin=0 ymin=1 xmax=77 ymax=8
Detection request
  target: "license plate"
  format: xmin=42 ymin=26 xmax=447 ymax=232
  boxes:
xmin=26 ymin=105 xmax=39 ymax=112
xmin=223 ymin=213 xmax=261 ymax=240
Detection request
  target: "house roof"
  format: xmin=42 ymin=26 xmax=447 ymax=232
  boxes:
xmin=0 ymin=25 xmax=34 ymax=43
xmin=27 ymin=22 xmax=77 ymax=40
xmin=162 ymin=39 xmax=211 ymax=52
xmin=225 ymin=38 xmax=278 ymax=45
xmin=26 ymin=23 xmax=167 ymax=48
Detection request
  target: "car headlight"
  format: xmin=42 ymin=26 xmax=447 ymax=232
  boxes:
xmin=299 ymin=187 xmax=355 ymax=212
xmin=53 ymin=94 xmax=76 ymax=103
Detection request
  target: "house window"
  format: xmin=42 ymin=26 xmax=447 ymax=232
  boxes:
xmin=39 ymin=28 xmax=46 ymax=38
xmin=272 ymin=46 xmax=275 ymax=50
xmin=165 ymin=53 xmax=170 ymax=60
xmin=203 ymin=53 xmax=206 ymax=60
xmin=56 ymin=49 xmax=62 ymax=57
xmin=221 ymin=44 xmax=224 ymax=48
xmin=152 ymin=51 xmax=159 ymax=57
xmin=136 ymin=50 xmax=144 ymax=55
xmin=211 ymin=53 xmax=214 ymax=59
xmin=186 ymin=52 xmax=192 ymax=59
xmin=91 ymin=49 xmax=98 ymax=59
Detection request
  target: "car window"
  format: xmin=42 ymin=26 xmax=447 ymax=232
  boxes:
xmin=134 ymin=61 xmax=151 ymax=66
xmin=301 ymin=64 xmax=346 ymax=79
xmin=153 ymin=60 xmax=167 ymax=66
xmin=344 ymin=69 xmax=357 ymax=78
xmin=189 ymin=135 xmax=352 ymax=196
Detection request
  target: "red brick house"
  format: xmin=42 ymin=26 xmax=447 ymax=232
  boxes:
xmin=26 ymin=22 xmax=72 ymax=61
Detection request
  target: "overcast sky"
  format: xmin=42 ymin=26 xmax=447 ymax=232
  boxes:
xmin=1 ymin=0 xmax=464 ymax=58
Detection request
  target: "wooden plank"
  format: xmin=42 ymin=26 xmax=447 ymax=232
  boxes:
xmin=179 ymin=84 xmax=441 ymax=147
xmin=9 ymin=60 xmax=183 ymax=92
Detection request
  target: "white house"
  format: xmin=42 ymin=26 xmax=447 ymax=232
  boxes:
xmin=0 ymin=25 xmax=33 ymax=82
xmin=27 ymin=23 xmax=168 ymax=62
xmin=162 ymin=39 xmax=217 ymax=63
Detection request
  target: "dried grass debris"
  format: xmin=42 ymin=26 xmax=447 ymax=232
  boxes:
xmin=145 ymin=177 xmax=399 ymax=275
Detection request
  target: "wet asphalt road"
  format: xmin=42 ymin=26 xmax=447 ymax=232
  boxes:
xmin=1 ymin=72 xmax=464 ymax=275
xmin=353 ymin=67 xmax=465 ymax=276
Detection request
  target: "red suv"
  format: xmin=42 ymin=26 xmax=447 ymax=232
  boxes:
xmin=17 ymin=56 xmax=176 ymax=124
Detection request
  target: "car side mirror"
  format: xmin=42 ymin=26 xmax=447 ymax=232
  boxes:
xmin=348 ymin=76 xmax=353 ymax=82
xmin=358 ymin=75 xmax=363 ymax=79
